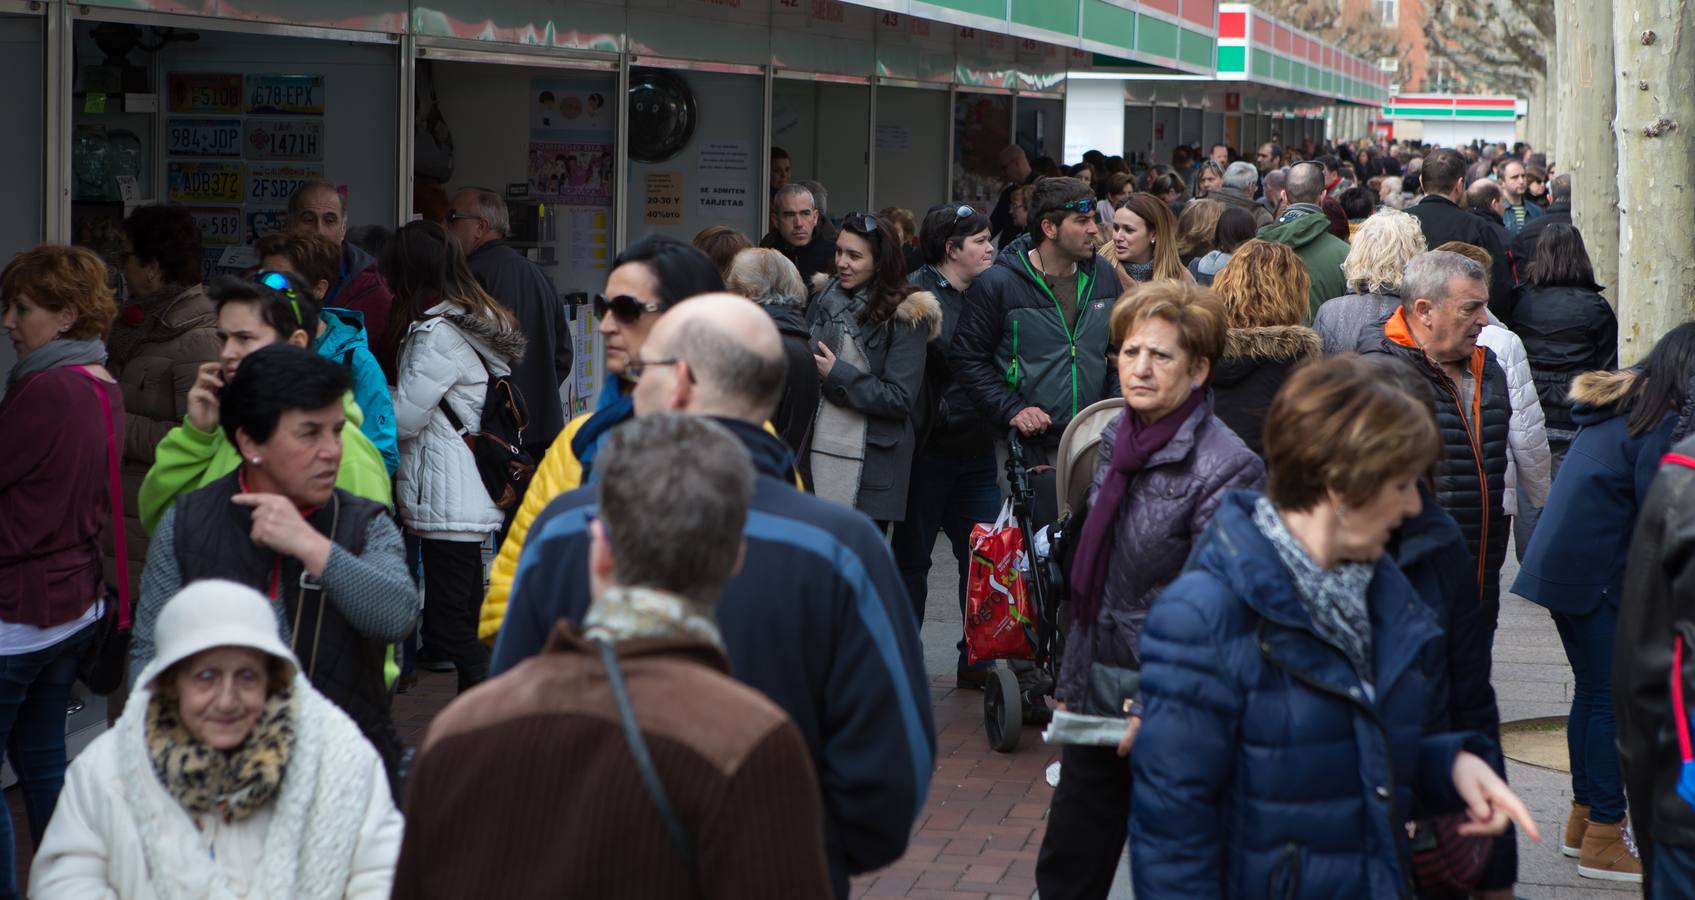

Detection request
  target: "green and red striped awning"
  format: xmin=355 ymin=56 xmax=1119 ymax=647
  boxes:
xmin=1382 ymin=95 xmax=1520 ymax=119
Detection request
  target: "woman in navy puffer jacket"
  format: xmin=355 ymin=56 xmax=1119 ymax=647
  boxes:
xmin=1130 ymin=355 xmax=1538 ymax=899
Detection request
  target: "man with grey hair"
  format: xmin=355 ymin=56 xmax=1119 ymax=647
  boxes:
xmin=494 ymin=294 xmax=936 ymax=899
xmin=1209 ymin=161 xmax=1274 ymax=228
xmin=1512 ymin=171 xmax=1573 ymax=265
xmin=1258 ymin=161 xmax=1349 ymax=316
xmin=761 ymin=181 xmax=836 ymax=283
xmin=398 ymin=412 xmax=836 ymax=897
xmin=287 ymin=179 xmax=398 ymax=374
xmin=1362 ymin=250 xmax=1511 ymax=621
xmin=448 ymin=186 xmax=574 ymax=455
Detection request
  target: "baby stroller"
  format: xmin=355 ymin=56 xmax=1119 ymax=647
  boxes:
xmin=980 ymin=399 xmax=1125 ymax=752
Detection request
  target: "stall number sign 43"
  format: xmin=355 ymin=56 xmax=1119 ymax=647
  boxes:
xmin=167 ymin=118 xmax=243 ymax=158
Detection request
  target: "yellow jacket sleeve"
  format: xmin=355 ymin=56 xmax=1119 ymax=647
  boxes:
xmin=478 ymin=412 xmax=590 ymax=644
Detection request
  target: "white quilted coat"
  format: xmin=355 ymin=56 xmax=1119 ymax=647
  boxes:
xmin=393 ymin=301 xmax=526 ymax=538
xmin=1481 ymin=317 xmax=1553 ymax=517
xmin=28 ymin=669 xmax=401 ymax=900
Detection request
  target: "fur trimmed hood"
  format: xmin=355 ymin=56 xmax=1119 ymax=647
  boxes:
xmin=1223 ymin=325 xmax=1322 ymax=363
xmin=440 ymin=310 xmax=526 ymax=365
xmin=1569 ymin=368 xmax=1636 ymax=409
xmin=811 ymin=274 xmax=943 ymax=341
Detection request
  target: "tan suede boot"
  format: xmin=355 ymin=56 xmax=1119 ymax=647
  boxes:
xmin=1562 ymin=800 xmax=1590 ymax=858
xmin=1577 ymin=816 xmax=1642 ymax=883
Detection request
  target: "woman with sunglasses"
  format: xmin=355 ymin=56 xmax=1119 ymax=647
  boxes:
xmin=382 ymin=221 xmax=526 ymax=695
xmin=478 ymin=236 xmax=723 ymax=646
xmin=806 ymin=212 xmax=941 ymax=525
xmin=1102 ymin=193 xmax=1194 ymax=293
xmin=137 ymin=272 xmax=395 ymax=536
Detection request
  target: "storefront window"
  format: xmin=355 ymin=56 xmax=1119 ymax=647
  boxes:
xmin=71 ymin=20 xmax=399 ymax=293
xmin=953 ymin=92 xmax=1011 ymax=204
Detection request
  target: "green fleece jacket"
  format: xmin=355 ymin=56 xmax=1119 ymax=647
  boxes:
xmin=1258 ymin=212 xmax=1350 ymax=322
xmin=138 ymin=391 xmax=394 ymax=535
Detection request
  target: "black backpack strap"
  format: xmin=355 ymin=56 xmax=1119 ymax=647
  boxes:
xmin=593 ymin=636 xmax=697 ymax=876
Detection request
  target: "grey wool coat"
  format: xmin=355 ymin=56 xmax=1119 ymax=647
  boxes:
xmin=806 ymin=276 xmax=942 ymax=522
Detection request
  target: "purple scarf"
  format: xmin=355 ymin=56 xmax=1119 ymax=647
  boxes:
xmin=1069 ymin=388 xmax=1205 ymax=626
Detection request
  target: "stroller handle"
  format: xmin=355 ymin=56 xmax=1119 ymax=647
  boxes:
xmin=1007 ymin=427 xmax=1027 ymax=466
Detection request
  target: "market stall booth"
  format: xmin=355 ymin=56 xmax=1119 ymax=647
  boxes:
xmin=0 ymin=1 xmax=47 ymax=383
xmin=1379 ymin=94 xmax=1524 ymax=147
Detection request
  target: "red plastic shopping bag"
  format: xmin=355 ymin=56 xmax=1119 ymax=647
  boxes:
xmin=965 ymin=501 xmax=1037 ymax=665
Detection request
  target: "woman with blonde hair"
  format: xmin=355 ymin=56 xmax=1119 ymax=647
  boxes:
xmin=1208 ymin=239 xmax=1320 ymax=455
xmin=1101 ymin=193 xmax=1193 ymax=292
xmin=1191 ymin=160 xmax=1224 ymax=198
xmin=1174 ymin=198 xmax=1225 ymax=265
xmin=1310 ymin=208 xmax=1426 ymax=353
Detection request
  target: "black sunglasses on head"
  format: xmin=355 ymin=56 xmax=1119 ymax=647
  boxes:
xmin=840 ymin=213 xmax=881 ymax=236
xmin=594 ymin=293 xmax=662 ymax=325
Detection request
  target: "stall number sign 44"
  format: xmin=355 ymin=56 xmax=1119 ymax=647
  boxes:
xmin=248 ymin=165 xmax=325 ymax=204
xmin=245 ymin=119 xmax=324 ymax=162
xmin=167 ymin=118 xmax=243 ymax=158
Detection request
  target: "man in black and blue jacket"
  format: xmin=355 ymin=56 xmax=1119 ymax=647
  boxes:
xmin=950 ymin=176 xmax=1121 ymax=458
xmin=491 ymin=295 xmax=935 ymax=899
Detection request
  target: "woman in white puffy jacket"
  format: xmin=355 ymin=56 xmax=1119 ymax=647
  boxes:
xmin=30 ymin=580 xmax=401 ymax=899
xmin=381 ymin=221 xmax=525 ymax=693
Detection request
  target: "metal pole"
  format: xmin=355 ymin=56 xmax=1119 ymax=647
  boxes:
xmin=396 ymin=33 xmax=416 ymax=225
xmin=946 ymin=84 xmax=958 ymax=203
xmin=866 ymin=78 xmax=878 ymax=209
xmin=45 ymin=0 xmax=71 ymax=242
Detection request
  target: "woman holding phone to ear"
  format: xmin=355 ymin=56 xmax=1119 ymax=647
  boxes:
xmin=806 ymin=212 xmax=941 ymax=526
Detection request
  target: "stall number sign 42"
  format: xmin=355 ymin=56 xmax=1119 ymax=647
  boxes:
xmin=167 ymin=118 xmax=243 ymax=158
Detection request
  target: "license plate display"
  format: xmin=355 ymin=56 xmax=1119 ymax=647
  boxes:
xmin=167 ymin=161 xmax=244 ymax=204
xmin=243 ymin=119 xmax=324 ymax=162
xmin=167 ymin=73 xmax=244 ymax=114
xmin=246 ymin=164 xmax=324 ymax=204
xmin=190 ymin=207 xmax=243 ymax=246
xmin=246 ymin=75 xmax=325 ymax=116
xmin=246 ymin=208 xmax=289 ymax=243
xmin=166 ymin=118 xmax=243 ymax=158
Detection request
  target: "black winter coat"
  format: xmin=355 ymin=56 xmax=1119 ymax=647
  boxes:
xmin=466 ymin=240 xmax=573 ymax=455
xmin=762 ymin=227 xmax=838 ymax=284
xmin=1507 ymin=282 xmax=1618 ymax=436
xmin=908 ymin=265 xmax=995 ymax=455
xmin=1617 ymin=434 xmax=1695 ymax=878
xmin=1361 ymin=311 xmax=1511 ymax=614
xmin=763 ymin=302 xmax=820 ymax=458
xmin=1210 ymin=325 xmax=1321 ymax=457
xmin=1407 ymin=196 xmax=1516 ymax=320
xmin=1509 ymin=201 xmax=1571 ymax=274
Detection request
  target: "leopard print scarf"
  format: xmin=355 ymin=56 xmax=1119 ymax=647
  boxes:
xmin=146 ymin=684 xmax=297 ymax=823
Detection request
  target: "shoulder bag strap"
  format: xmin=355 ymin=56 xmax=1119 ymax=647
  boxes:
xmin=73 ymin=367 xmax=129 ymax=630
xmin=592 ymin=636 xmax=698 ymax=877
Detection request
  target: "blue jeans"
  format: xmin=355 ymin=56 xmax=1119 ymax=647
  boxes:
xmin=1553 ymin=604 xmax=1624 ymax=822
xmin=891 ymin=447 xmax=1002 ymax=672
xmin=1654 ymin=843 xmax=1695 ymax=899
xmin=0 ymin=625 xmax=95 ymax=899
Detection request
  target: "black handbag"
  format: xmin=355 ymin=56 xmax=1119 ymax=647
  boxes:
xmin=1081 ymin=621 xmax=1140 ymax=718
xmin=73 ymin=367 xmax=131 ymax=696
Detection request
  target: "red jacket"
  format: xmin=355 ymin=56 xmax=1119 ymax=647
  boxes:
xmin=328 ymin=242 xmax=398 ymax=380
xmin=0 ymin=367 xmax=125 ymax=626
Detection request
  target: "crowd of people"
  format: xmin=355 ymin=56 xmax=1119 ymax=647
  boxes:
xmin=0 ymin=128 xmax=1688 ymax=900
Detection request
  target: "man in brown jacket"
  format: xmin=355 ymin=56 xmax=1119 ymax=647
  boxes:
xmin=393 ymin=413 xmax=830 ymax=899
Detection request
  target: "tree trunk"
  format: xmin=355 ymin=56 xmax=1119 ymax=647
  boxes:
xmin=1612 ymin=0 xmax=1695 ymax=364
xmin=1555 ymin=0 xmax=1620 ymax=303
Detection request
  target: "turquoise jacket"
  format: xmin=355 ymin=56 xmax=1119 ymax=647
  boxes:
xmin=318 ymin=308 xmax=399 ymax=475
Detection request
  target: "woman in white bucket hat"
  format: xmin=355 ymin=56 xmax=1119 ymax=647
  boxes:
xmin=29 ymin=580 xmax=402 ymax=899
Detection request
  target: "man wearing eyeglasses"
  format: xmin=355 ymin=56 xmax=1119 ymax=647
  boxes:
xmin=759 ymin=182 xmax=837 ymax=284
xmin=286 ymin=180 xmax=398 ymax=379
xmin=951 ymin=176 xmax=1122 ymax=457
xmin=447 ymin=187 xmax=575 ymax=457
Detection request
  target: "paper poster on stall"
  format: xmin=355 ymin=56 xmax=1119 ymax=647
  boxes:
xmin=644 ymin=173 xmax=684 ymax=225
xmin=568 ymin=209 xmax=610 ymax=272
xmin=527 ymin=142 xmax=613 ymax=206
